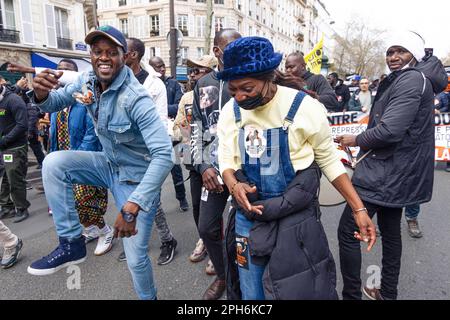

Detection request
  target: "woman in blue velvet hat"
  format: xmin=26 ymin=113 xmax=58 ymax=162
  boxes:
xmin=216 ymin=36 xmax=377 ymax=300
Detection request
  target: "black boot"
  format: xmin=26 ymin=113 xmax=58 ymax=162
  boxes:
xmin=13 ymin=208 xmax=29 ymax=223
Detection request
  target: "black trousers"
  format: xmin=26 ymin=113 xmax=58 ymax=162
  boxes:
xmin=0 ymin=145 xmax=30 ymax=210
xmin=189 ymin=170 xmax=202 ymax=230
xmin=196 ymin=175 xmax=229 ymax=281
xmin=28 ymin=134 xmax=45 ymax=165
xmin=338 ymin=201 xmax=402 ymax=300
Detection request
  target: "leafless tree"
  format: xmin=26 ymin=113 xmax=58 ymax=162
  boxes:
xmin=332 ymin=18 xmax=386 ymax=80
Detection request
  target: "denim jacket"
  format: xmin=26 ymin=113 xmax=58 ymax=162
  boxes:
xmin=32 ymin=66 xmax=174 ymax=212
xmin=49 ymin=102 xmax=102 ymax=153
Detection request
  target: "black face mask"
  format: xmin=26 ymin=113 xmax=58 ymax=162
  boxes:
xmin=237 ymin=82 xmax=268 ymax=110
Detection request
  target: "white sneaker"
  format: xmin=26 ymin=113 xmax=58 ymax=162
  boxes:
xmin=82 ymin=225 xmax=100 ymax=244
xmin=94 ymin=226 xmax=114 ymax=256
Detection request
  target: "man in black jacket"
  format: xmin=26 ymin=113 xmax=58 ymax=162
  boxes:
xmin=285 ymin=52 xmax=338 ymax=111
xmin=337 ymin=31 xmax=447 ymax=300
xmin=13 ymin=77 xmax=46 ymax=169
xmin=189 ymin=28 xmax=241 ymax=300
xmin=149 ymin=56 xmax=189 ymax=211
xmin=0 ymin=82 xmax=30 ymax=223
xmin=327 ymin=72 xmax=351 ymax=112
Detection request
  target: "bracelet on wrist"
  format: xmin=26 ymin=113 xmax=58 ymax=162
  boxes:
xmin=353 ymin=207 xmax=368 ymax=215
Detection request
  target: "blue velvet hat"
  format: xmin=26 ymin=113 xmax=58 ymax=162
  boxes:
xmin=217 ymin=36 xmax=282 ymax=81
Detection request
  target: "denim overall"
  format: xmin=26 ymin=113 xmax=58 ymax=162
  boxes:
xmin=234 ymin=92 xmax=306 ymax=300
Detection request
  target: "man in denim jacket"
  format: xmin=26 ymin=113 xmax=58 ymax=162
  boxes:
xmin=26 ymin=26 xmax=173 ymax=300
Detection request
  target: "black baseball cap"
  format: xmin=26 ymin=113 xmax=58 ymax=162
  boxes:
xmin=85 ymin=25 xmax=127 ymax=52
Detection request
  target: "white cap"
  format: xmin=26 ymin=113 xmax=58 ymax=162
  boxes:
xmin=385 ymin=30 xmax=426 ymax=62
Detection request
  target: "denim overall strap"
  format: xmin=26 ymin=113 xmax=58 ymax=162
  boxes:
xmin=283 ymin=91 xmax=307 ymax=130
xmin=233 ymin=101 xmax=242 ymax=125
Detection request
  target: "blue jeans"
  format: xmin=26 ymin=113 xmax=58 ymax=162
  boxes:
xmin=235 ymin=211 xmax=266 ymax=300
xmin=42 ymin=150 xmax=159 ymax=300
xmin=405 ymin=204 xmax=420 ymax=221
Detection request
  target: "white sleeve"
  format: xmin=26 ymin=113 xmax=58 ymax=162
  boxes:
xmin=144 ymin=76 xmax=168 ymax=132
xmin=35 ymin=68 xmax=81 ymax=86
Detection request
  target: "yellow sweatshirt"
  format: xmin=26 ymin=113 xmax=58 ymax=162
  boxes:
xmin=217 ymin=85 xmax=345 ymax=182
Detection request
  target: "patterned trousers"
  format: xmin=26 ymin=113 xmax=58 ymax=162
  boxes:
xmin=73 ymin=184 xmax=108 ymax=228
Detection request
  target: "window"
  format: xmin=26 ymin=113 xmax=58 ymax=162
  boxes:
xmin=196 ymin=0 xmax=206 ymax=2
xmin=150 ymin=14 xmax=159 ymax=36
xmin=54 ymin=7 xmax=69 ymax=39
xmin=54 ymin=7 xmax=71 ymax=49
xmin=197 ymin=47 xmax=204 ymax=58
xmin=249 ymin=0 xmax=256 ymax=17
xmin=149 ymin=47 xmax=156 ymax=57
xmin=196 ymin=16 xmax=205 ymax=38
xmin=256 ymin=1 xmax=260 ymax=21
xmin=149 ymin=0 xmax=157 ymax=2
xmin=118 ymin=0 xmax=127 ymax=6
xmin=214 ymin=17 xmax=224 ymax=31
xmin=0 ymin=0 xmax=19 ymax=43
xmin=0 ymin=0 xmax=15 ymax=30
xmin=237 ymin=20 xmax=242 ymax=33
xmin=249 ymin=26 xmax=253 ymax=35
xmin=214 ymin=0 xmax=224 ymax=4
xmin=119 ymin=18 xmax=128 ymax=37
xmin=236 ymin=0 xmax=242 ymax=11
xmin=178 ymin=14 xmax=188 ymax=36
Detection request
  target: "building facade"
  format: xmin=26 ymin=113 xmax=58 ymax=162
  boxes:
xmin=97 ymin=0 xmax=318 ymax=75
xmin=0 ymin=0 xmax=91 ymax=83
xmin=311 ymin=0 xmax=336 ymax=74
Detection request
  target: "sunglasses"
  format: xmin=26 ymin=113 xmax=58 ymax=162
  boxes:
xmin=188 ymin=67 xmax=208 ymax=75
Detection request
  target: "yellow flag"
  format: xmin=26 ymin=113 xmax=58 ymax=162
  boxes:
xmin=304 ymin=36 xmax=324 ymax=75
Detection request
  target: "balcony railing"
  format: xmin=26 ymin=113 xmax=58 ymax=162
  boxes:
xmin=0 ymin=28 xmax=20 ymax=43
xmin=150 ymin=29 xmax=160 ymax=36
xmin=57 ymin=37 xmax=73 ymax=50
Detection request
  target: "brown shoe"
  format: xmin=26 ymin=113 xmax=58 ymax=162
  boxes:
xmin=407 ymin=219 xmax=423 ymax=238
xmin=363 ymin=286 xmax=384 ymax=300
xmin=202 ymin=277 xmax=226 ymax=300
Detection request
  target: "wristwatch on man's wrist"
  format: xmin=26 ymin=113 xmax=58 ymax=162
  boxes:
xmin=120 ymin=208 xmax=138 ymax=223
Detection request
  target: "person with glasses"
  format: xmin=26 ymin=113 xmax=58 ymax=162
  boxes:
xmin=190 ymin=28 xmax=242 ymax=300
xmin=173 ymin=55 xmax=217 ymax=266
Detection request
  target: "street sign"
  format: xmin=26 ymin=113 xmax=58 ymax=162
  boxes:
xmin=176 ymin=66 xmax=188 ymax=81
xmin=75 ymin=42 xmax=87 ymax=51
xmin=166 ymin=29 xmax=183 ymax=49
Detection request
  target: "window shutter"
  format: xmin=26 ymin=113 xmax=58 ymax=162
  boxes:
xmin=20 ymin=0 xmax=34 ymax=45
xmin=44 ymin=3 xmax=57 ymax=48
xmin=188 ymin=14 xmax=194 ymax=38
xmin=158 ymin=13 xmax=164 ymax=36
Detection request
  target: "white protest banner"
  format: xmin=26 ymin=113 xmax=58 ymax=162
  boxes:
xmin=328 ymin=111 xmax=450 ymax=162
xmin=327 ymin=111 xmax=369 ymax=162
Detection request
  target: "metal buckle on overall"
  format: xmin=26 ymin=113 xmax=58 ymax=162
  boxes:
xmin=282 ymin=119 xmax=293 ymax=131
